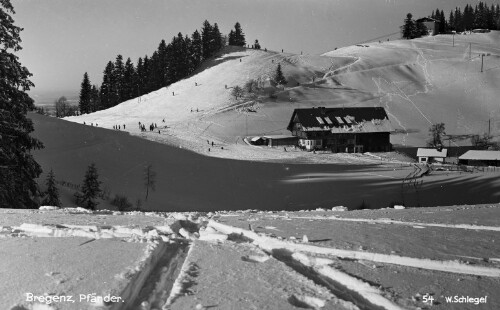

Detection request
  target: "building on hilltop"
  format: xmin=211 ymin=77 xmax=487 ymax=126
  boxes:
xmin=287 ymin=107 xmax=393 ymax=152
xmin=417 ymin=148 xmax=447 ymax=164
xmin=459 ymin=150 xmax=500 ymax=166
xmin=416 ymin=17 xmax=440 ymax=36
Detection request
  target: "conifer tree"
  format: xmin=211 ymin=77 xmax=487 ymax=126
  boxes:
xmin=190 ymin=29 xmax=203 ymax=72
xmin=78 ymin=72 xmax=92 ymax=114
xmin=90 ymin=85 xmax=100 ymax=112
xmin=0 ymin=0 xmax=44 ymax=209
xmin=136 ymin=57 xmax=145 ymax=96
xmin=401 ymin=13 xmax=416 ymax=39
xmin=439 ymin=10 xmax=446 ymax=33
xmin=113 ymin=54 xmax=125 ymax=104
xmin=157 ymin=39 xmax=169 ymax=86
xmin=42 ymin=169 xmax=60 ymax=207
xmin=142 ymin=55 xmax=151 ymax=93
xmin=122 ymin=57 xmax=136 ymax=101
xmin=211 ymin=23 xmax=223 ymax=52
xmin=75 ymin=163 xmax=102 ymax=210
xmin=449 ymin=11 xmax=455 ymax=31
xmin=228 ymin=29 xmax=235 ymax=45
xmin=201 ymin=20 xmax=213 ymax=59
xmin=168 ymin=33 xmax=191 ymax=81
xmin=464 ymin=5 xmax=474 ymax=30
xmin=455 ymin=7 xmax=463 ymax=32
xmin=233 ymin=22 xmax=246 ymax=46
xmin=148 ymin=50 xmax=162 ymax=91
xmin=275 ymin=63 xmax=287 ymax=85
xmin=100 ymin=61 xmax=114 ymax=108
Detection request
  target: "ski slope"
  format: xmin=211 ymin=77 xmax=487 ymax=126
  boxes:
xmin=65 ymin=32 xmax=500 ymax=154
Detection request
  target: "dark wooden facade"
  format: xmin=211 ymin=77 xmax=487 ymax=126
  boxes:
xmin=287 ymin=107 xmax=393 ymax=152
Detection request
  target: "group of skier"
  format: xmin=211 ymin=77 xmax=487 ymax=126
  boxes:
xmin=138 ymin=121 xmax=160 ymax=133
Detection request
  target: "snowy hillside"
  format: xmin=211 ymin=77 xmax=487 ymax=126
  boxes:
xmin=64 ymin=47 xmax=347 ymax=132
xmin=64 ymin=32 xmax=500 ymax=154
xmin=324 ymin=31 xmax=500 ymax=146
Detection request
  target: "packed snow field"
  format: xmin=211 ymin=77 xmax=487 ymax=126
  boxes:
xmin=2 ymin=205 xmax=499 ymax=309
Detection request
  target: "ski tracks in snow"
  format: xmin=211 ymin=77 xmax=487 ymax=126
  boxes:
xmin=207 ymin=219 xmax=500 ymax=309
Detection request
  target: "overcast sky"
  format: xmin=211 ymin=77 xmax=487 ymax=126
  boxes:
xmin=11 ymin=0 xmax=500 ymax=95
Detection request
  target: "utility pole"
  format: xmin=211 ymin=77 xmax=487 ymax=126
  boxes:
xmin=469 ymin=43 xmax=471 ymax=60
xmin=489 ymin=119 xmax=491 ymax=137
xmin=481 ymin=54 xmax=485 ymax=72
xmin=452 ymin=33 xmax=455 ymax=47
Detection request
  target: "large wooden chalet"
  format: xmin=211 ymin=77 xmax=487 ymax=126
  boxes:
xmin=287 ymin=107 xmax=393 ymax=152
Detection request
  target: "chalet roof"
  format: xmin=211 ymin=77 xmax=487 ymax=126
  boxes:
xmin=459 ymin=150 xmax=500 ymax=161
xmin=416 ymin=17 xmax=439 ymax=23
xmin=262 ymin=135 xmax=297 ymax=139
xmin=417 ymin=148 xmax=448 ymax=158
xmin=287 ymin=107 xmax=393 ymax=133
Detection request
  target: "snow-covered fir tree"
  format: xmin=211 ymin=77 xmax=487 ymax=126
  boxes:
xmin=274 ymin=63 xmax=287 ymax=85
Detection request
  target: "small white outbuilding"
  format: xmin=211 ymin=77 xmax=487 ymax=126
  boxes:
xmin=416 ymin=148 xmax=447 ymax=163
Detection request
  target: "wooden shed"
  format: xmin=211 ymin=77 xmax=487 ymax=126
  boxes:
xmin=459 ymin=150 xmax=500 ymax=166
xmin=262 ymin=135 xmax=298 ymax=147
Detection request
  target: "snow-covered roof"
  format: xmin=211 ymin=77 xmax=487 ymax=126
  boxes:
xmin=251 ymin=136 xmax=264 ymax=142
xmin=416 ymin=17 xmax=439 ymax=23
xmin=287 ymin=107 xmax=393 ymax=134
xmin=459 ymin=150 xmax=500 ymax=161
xmin=262 ymin=135 xmax=297 ymax=139
xmin=417 ymin=148 xmax=448 ymax=158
